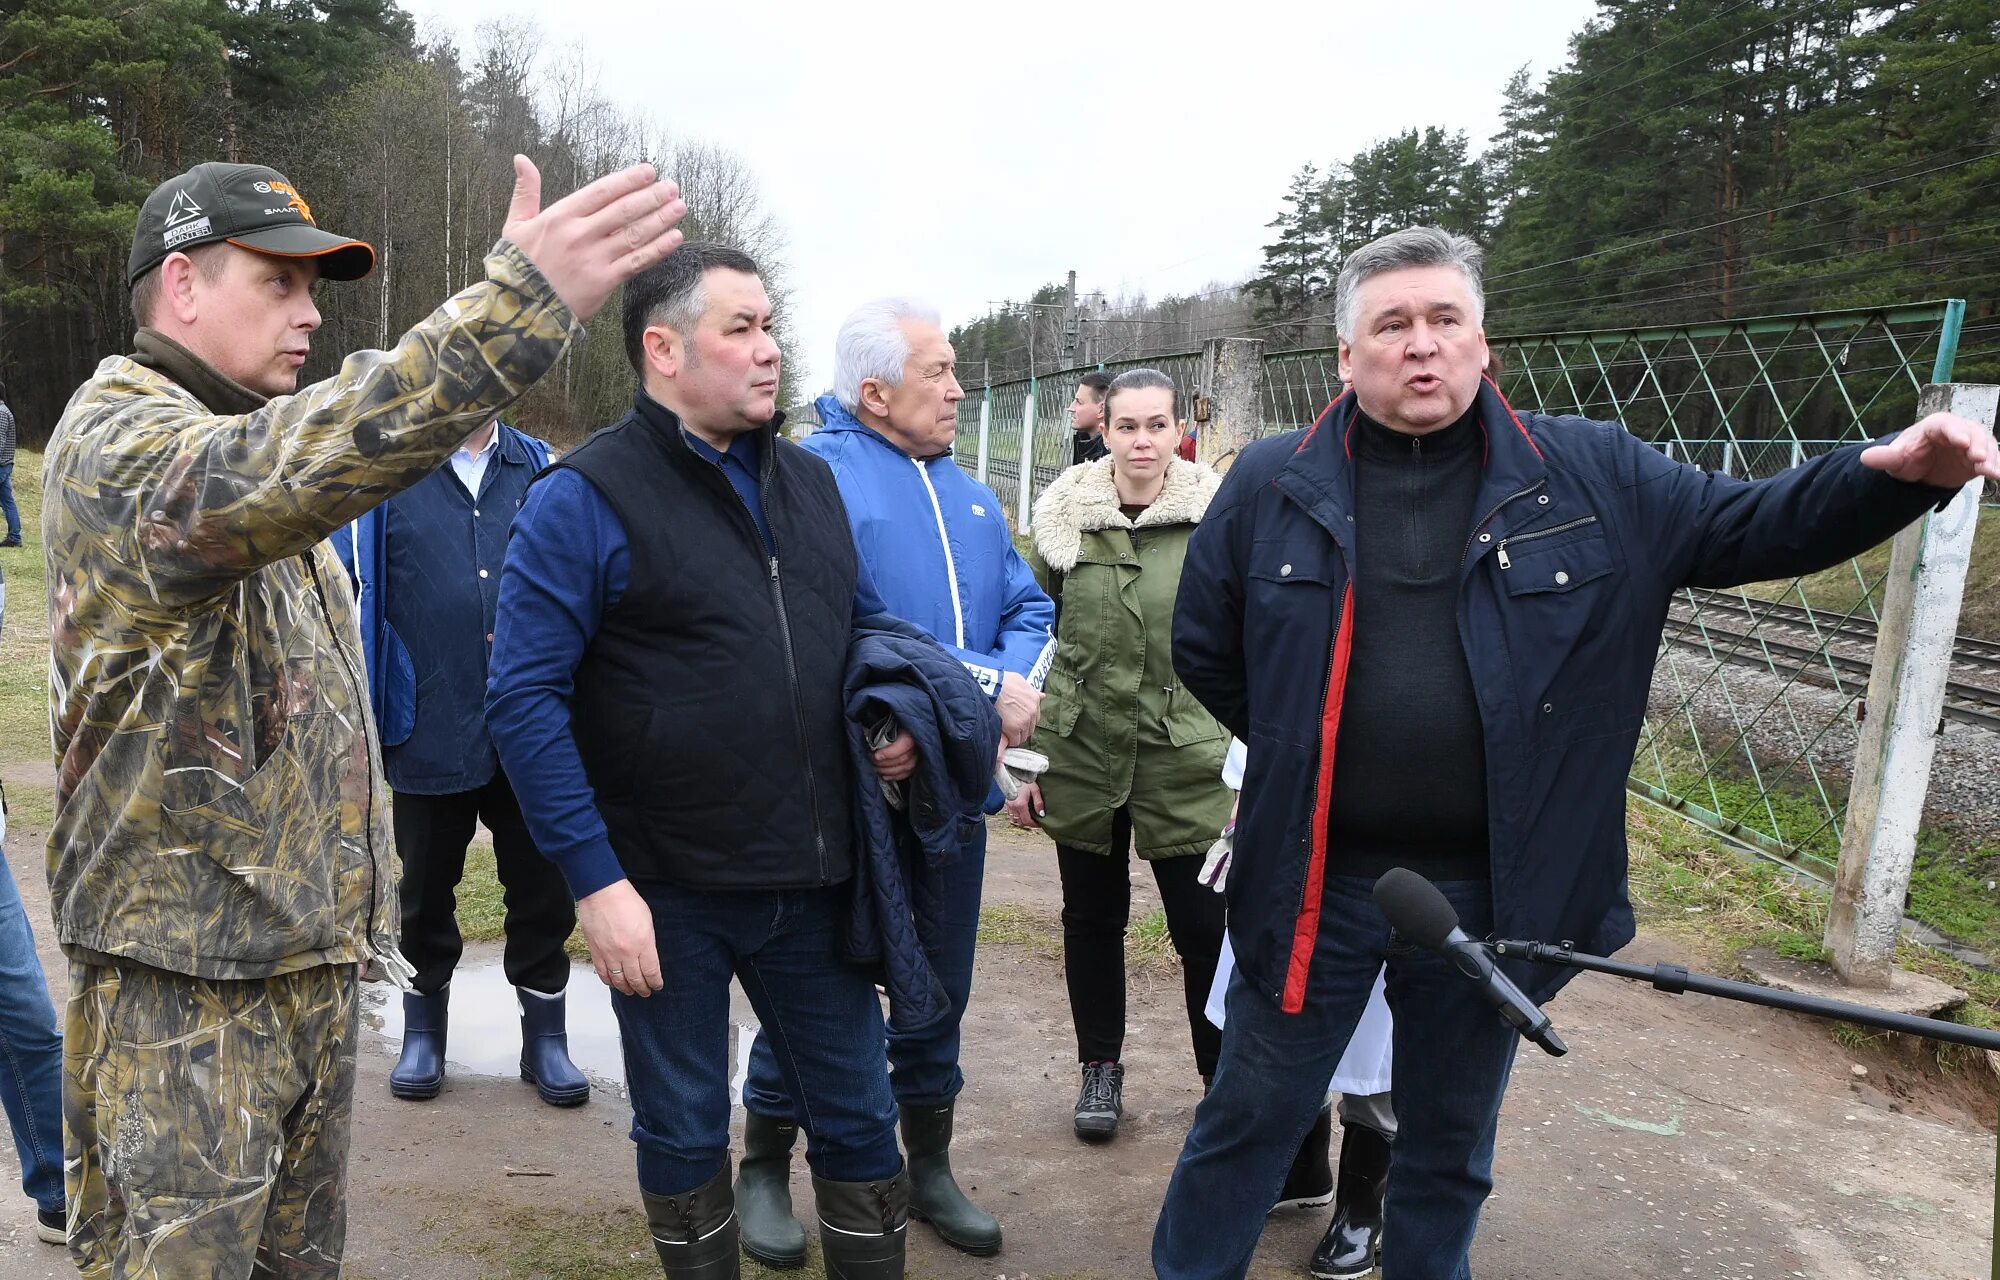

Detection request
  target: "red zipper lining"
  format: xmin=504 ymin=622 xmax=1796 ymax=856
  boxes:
xmin=1281 ymin=584 xmax=1354 ymax=1013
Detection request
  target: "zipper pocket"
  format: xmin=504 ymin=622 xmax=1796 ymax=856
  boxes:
xmin=1496 ymin=515 xmax=1598 ymax=570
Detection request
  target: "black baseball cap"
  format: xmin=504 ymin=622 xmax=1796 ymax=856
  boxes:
xmin=128 ymin=162 xmax=375 ymax=287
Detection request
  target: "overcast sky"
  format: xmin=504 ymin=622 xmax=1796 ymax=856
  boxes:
xmin=406 ymin=0 xmax=1601 ymax=392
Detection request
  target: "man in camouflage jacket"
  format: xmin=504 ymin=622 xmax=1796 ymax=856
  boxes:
xmin=43 ymin=156 xmax=686 ymax=1279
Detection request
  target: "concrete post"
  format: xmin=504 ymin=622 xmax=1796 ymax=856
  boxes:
xmin=1195 ymin=337 xmax=1266 ymax=472
xmin=1017 ymin=380 xmax=1038 ymax=531
xmin=1826 ymin=382 xmax=1999 ymax=986
xmin=976 ymin=388 xmax=992 ymax=487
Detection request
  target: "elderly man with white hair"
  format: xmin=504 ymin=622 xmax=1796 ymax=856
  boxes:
xmin=736 ymin=299 xmax=1054 ymax=1265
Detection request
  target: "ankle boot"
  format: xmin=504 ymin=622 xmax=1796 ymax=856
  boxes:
xmin=736 ymin=1111 xmax=807 ymax=1268
xmin=517 ymin=987 xmax=590 ymax=1106
xmin=1309 ymin=1124 xmax=1390 ymax=1280
xmin=390 ymin=986 xmax=448 ymax=1100
xmin=813 ymin=1168 xmax=908 ymax=1280
xmin=643 ymin=1161 xmax=740 ymax=1280
xmin=1072 ymin=1060 xmax=1123 ymax=1142
xmin=900 ymin=1102 xmax=1001 ymax=1256
xmin=1273 ymin=1104 xmax=1335 ymax=1211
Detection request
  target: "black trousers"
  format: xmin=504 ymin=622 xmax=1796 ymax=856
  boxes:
xmin=1056 ymin=807 xmax=1225 ymax=1079
xmin=391 ymin=773 xmax=574 ymax=997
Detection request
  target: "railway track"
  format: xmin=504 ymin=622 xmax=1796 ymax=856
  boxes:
xmin=1662 ymin=591 xmax=2000 ymax=733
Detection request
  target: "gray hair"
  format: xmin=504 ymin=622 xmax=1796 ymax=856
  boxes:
xmin=833 ymin=297 xmax=941 ymax=412
xmin=1105 ymin=367 xmax=1177 ymax=418
xmin=1334 ymin=226 xmax=1485 ymax=339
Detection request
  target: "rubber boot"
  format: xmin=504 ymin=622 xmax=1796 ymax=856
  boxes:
xmin=1309 ymin=1124 xmax=1390 ymax=1280
xmin=643 ymin=1160 xmax=740 ymax=1280
xmin=736 ymin=1111 xmax=808 ymax=1268
xmin=813 ymin=1168 xmax=908 ymax=1280
xmin=518 ymin=987 xmax=590 ymax=1107
xmin=900 ymin=1102 xmax=1001 ymax=1256
xmin=1273 ymin=1104 xmax=1335 ymax=1211
xmin=390 ymin=986 xmax=448 ymax=1101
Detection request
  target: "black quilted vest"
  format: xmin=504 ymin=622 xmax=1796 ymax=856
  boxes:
xmin=555 ymin=395 xmax=856 ymax=890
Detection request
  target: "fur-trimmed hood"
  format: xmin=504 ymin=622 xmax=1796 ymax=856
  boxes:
xmin=1031 ymin=457 xmax=1222 ymax=572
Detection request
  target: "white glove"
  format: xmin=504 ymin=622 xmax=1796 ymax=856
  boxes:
xmin=1199 ymin=823 xmax=1234 ymax=892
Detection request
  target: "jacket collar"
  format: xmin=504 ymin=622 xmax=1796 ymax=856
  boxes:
xmin=812 ymin=393 xmax=950 ymax=464
xmin=1275 ymin=377 xmax=1548 ymax=550
xmin=1029 ymin=456 xmax=1223 ymax=572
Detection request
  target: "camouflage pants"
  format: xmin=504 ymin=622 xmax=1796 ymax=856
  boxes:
xmin=64 ymin=960 xmax=358 ymax=1279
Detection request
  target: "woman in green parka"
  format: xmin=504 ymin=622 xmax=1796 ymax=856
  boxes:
xmin=1004 ymin=367 xmax=1234 ymax=1143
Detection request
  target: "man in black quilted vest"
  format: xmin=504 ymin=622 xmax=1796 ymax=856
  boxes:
xmin=487 ymin=242 xmax=920 ymax=1280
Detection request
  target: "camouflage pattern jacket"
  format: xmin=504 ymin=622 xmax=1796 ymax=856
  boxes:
xmin=43 ymin=241 xmax=580 ymax=980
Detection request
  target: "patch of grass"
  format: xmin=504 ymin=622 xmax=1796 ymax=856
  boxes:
xmin=1127 ymin=905 xmax=1177 ymax=969
xmin=0 ymin=450 xmax=48 ymax=754
xmin=446 ymin=1205 xmax=690 ymax=1280
xmin=977 ymin=902 xmax=1061 ymax=958
xmin=1658 ymin=763 xmax=2000 ymax=967
xmin=1627 ymin=800 xmax=2000 ymax=1039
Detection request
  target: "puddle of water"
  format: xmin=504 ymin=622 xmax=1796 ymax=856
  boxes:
xmin=361 ymin=960 xmax=761 ymax=1102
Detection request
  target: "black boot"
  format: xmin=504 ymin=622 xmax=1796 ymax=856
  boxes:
xmin=1272 ymin=1104 xmax=1335 ymax=1211
xmin=643 ymin=1161 xmax=740 ymax=1280
xmin=518 ymin=987 xmax=590 ymax=1107
xmin=736 ymin=1111 xmax=807 ymax=1269
xmin=1309 ymin=1125 xmax=1390 ymax=1280
xmin=901 ymin=1102 xmax=1001 ymax=1256
xmin=813 ymin=1168 xmax=908 ymax=1280
xmin=1072 ymin=1060 xmax=1123 ymax=1142
xmin=390 ymin=987 xmax=448 ymax=1101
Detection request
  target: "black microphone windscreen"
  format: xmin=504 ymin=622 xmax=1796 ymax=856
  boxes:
xmin=1372 ymin=868 xmax=1461 ymax=949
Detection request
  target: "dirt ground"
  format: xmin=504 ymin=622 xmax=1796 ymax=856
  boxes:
xmin=0 ymin=797 xmax=1992 ymax=1279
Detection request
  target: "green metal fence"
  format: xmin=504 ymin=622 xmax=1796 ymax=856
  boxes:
xmin=927 ymin=300 xmax=1977 ymax=901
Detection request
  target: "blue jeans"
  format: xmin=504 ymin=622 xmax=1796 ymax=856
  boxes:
xmin=1154 ymin=876 xmax=1519 ymax=1280
xmin=612 ymin=884 xmax=902 ymax=1196
xmin=744 ymin=825 xmax=985 ymax=1116
xmin=0 ymin=463 xmax=19 ymax=543
xmin=0 ymin=849 xmax=63 ymax=1213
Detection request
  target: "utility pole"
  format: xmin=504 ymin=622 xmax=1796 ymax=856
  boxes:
xmin=1061 ymin=270 xmax=1079 ymax=369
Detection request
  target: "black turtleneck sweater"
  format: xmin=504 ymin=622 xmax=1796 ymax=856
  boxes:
xmin=1325 ymin=409 xmax=1491 ymax=883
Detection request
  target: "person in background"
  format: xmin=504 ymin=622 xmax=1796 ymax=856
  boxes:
xmin=1069 ymin=371 xmax=1111 ymax=466
xmin=335 ymin=415 xmax=586 ymax=1109
xmin=737 ymin=297 xmax=1053 ymax=1263
xmin=0 ymin=381 xmax=20 ymax=547
xmin=1006 ymin=368 xmax=1231 ymax=1141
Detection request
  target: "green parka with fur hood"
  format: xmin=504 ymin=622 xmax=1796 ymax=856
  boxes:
xmin=1023 ymin=456 xmax=1234 ymax=858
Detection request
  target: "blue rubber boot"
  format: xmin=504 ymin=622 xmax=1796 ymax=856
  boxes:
xmin=519 ymin=987 xmax=590 ymax=1107
xmin=390 ymin=987 xmax=448 ymax=1101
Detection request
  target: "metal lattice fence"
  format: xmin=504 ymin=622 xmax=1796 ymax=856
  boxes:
xmin=1489 ymin=301 xmax=1972 ymax=886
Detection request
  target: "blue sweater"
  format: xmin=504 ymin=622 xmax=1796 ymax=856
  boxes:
xmin=486 ymin=430 xmax=884 ymax=899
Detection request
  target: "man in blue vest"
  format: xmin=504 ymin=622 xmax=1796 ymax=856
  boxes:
xmin=735 ymin=298 xmax=1054 ymax=1264
xmin=337 ymin=417 xmax=588 ymax=1108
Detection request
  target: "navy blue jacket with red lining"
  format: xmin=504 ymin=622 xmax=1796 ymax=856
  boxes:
xmin=1173 ymin=378 xmax=1954 ymax=1011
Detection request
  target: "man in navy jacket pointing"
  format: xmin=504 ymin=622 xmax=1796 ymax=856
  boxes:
xmin=1156 ymin=225 xmax=1999 ymax=1280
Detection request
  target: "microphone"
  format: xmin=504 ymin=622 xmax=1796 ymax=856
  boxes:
xmin=1373 ymin=868 xmax=1567 ymax=1057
